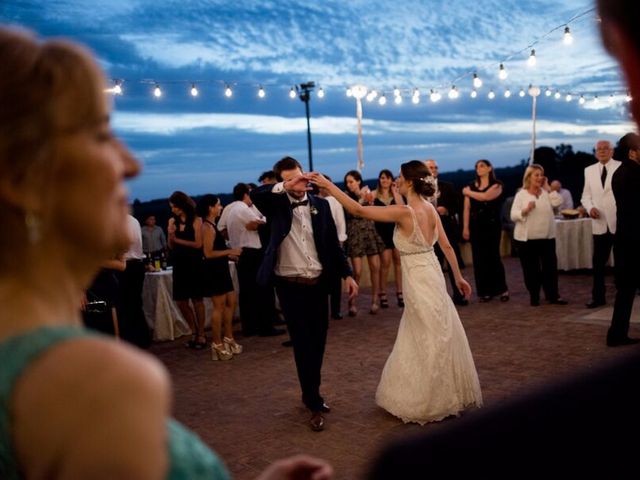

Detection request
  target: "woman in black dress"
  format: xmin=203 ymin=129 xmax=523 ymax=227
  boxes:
xmin=372 ymin=169 xmax=404 ymax=308
xmin=462 ymin=159 xmax=509 ymax=302
xmin=197 ymin=194 xmax=243 ymax=361
xmin=168 ymin=191 xmax=206 ymax=348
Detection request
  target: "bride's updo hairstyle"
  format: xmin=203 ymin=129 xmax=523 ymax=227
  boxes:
xmin=400 ymin=160 xmax=436 ymax=198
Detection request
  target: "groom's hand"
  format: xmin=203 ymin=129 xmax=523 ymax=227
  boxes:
xmin=284 ymin=174 xmax=313 ymax=195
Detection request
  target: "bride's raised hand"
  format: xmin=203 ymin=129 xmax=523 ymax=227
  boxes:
xmin=309 ymin=172 xmax=330 ymax=189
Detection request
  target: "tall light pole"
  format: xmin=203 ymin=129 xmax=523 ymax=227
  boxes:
xmin=296 ymin=82 xmax=315 ymax=172
xmin=351 ymin=84 xmax=368 ymax=172
xmin=528 ymin=84 xmax=541 ymax=165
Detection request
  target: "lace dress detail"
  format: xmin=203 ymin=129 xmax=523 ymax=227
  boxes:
xmin=375 ymin=205 xmax=483 ymax=424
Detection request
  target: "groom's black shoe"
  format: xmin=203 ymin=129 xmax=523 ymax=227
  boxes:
xmin=320 ymin=403 xmax=331 ymax=413
xmin=309 ymin=412 xmax=325 ymax=431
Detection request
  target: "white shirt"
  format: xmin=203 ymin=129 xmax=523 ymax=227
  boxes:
xmin=511 ymin=189 xmax=562 ymax=241
xmin=124 ymin=214 xmax=145 ymax=260
xmin=325 ymin=195 xmax=347 ymax=243
xmin=221 ymin=201 xmax=264 ymax=249
xmin=272 ymin=182 xmax=323 ymax=278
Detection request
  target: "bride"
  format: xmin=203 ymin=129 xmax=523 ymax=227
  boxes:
xmin=311 ymin=161 xmax=482 ymax=424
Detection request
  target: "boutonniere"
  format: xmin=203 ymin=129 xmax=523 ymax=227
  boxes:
xmin=310 ymin=206 xmax=318 ymax=215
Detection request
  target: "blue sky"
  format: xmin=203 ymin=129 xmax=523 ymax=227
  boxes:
xmin=2 ymin=0 xmax=635 ymax=201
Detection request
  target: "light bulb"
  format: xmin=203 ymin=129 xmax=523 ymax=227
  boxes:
xmin=258 ymin=86 xmax=265 ymax=98
xmin=317 ymin=87 xmax=325 ymax=99
xmin=488 ymin=90 xmax=495 ymax=100
xmin=504 ymin=89 xmax=511 ymax=98
xmin=563 ymin=26 xmax=573 ymax=45
xmin=394 ymin=94 xmax=402 ymax=104
xmin=527 ymin=49 xmax=537 ymax=67
xmin=351 ymin=85 xmax=368 ymax=100
xmin=378 ymin=94 xmax=387 ymax=105
xmin=393 ymin=87 xmax=400 ymax=97
xmin=473 ymin=73 xmax=482 ymax=89
xmin=369 ymin=90 xmax=378 ymax=100
xmin=519 ymin=88 xmax=526 ymax=97
xmin=113 ymin=81 xmax=123 ymax=95
xmin=608 ymin=94 xmax=615 ymax=103
xmin=545 ymin=88 xmax=552 ymax=97
xmin=190 ymin=84 xmax=198 ymax=97
xmin=290 ymin=87 xmax=297 ymax=99
xmin=470 ymin=89 xmax=477 ymax=98
xmin=499 ymin=63 xmax=508 ymax=80
xmin=224 ymin=85 xmax=233 ymax=97
xmin=411 ymin=94 xmax=420 ymax=104
xmin=579 ymin=95 xmax=585 ymax=105
xmin=448 ymin=86 xmax=459 ymax=99
xmin=565 ymin=93 xmax=572 ymax=102
xmin=346 ymin=88 xmax=353 ymax=97
xmin=153 ymin=84 xmax=162 ymax=98
xmin=593 ymin=95 xmax=599 ymax=104
xmin=429 ymin=89 xmax=441 ymax=102
xmin=554 ymin=91 xmax=561 ymax=99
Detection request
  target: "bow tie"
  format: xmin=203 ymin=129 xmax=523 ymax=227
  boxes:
xmin=291 ymin=200 xmax=309 ymax=209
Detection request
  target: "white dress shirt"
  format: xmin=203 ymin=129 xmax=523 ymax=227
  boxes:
xmin=325 ymin=195 xmax=347 ymax=243
xmin=124 ymin=214 xmax=145 ymax=260
xmin=272 ymin=182 xmax=323 ymax=278
xmin=221 ymin=201 xmax=264 ymax=249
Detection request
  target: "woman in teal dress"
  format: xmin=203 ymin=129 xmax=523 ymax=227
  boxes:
xmin=0 ymin=27 xmax=331 ymax=480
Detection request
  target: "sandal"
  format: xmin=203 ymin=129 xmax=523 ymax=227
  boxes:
xmin=378 ymin=293 xmax=389 ymax=308
xmin=396 ymin=292 xmax=404 ymax=308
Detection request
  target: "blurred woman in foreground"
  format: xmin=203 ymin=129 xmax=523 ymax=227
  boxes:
xmin=0 ymin=26 xmax=331 ymax=480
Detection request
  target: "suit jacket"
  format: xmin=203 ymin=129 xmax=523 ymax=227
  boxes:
xmin=250 ymin=183 xmax=352 ymax=287
xmin=612 ymin=159 xmax=640 ymax=246
xmin=580 ymin=159 xmax=621 ymax=234
xmin=435 ymin=179 xmax=462 ymax=240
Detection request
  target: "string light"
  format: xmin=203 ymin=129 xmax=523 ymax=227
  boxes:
xmin=488 ymin=90 xmax=495 ymax=100
xmin=579 ymin=95 xmax=586 ymax=105
xmin=224 ymin=85 xmax=233 ymax=97
xmin=430 ymin=89 xmax=441 ymax=102
xmin=412 ymin=94 xmax=420 ymax=104
xmin=393 ymin=87 xmax=401 ymax=97
xmin=470 ymin=89 xmax=477 ymax=98
xmin=290 ymin=87 xmax=298 ymax=99
xmin=317 ymin=87 xmax=325 ymax=99
xmin=527 ymin=49 xmax=537 ymax=67
xmin=472 ymin=73 xmax=482 ymax=89
xmin=545 ymin=87 xmax=552 ymax=97
xmin=448 ymin=85 xmax=459 ymax=99
xmin=565 ymin=93 xmax=572 ymax=102
xmin=498 ymin=63 xmax=508 ymax=80
xmin=190 ymin=84 xmax=198 ymax=97
xmin=257 ymin=85 xmax=266 ymax=98
xmin=153 ymin=84 xmax=162 ymax=98
xmin=563 ymin=26 xmax=573 ymax=45
xmin=504 ymin=88 xmax=511 ymax=98
xmin=346 ymin=87 xmax=353 ymax=97
xmin=519 ymin=88 xmax=526 ymax=97
xmin=394 ymin=94 xmax=402 ymax=104
xmin=113 ymin=80 xmax=123 ymax=95
xmin=593 ymin=95 xmax=599 ymax=104
xmin=554 ymin=91 xmax=561 ymax=99
xmin=378 ymin=94 xmax=387 ymax=105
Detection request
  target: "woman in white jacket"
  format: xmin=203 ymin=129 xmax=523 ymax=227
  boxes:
xmin=511 ymin=164 xmax=568 ymax=306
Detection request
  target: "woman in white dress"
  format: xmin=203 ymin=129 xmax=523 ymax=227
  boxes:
xmin=311 ymin=161 xmax=482 ymax=424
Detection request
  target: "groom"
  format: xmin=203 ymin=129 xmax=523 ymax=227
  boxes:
xmin=251 ymin=156 xmax=358 ymax=431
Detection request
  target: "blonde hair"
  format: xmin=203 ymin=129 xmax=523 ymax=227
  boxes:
xmin=522 ymin=164 xmax=544 ymax=190
xmin=0 ymin=27 xmax=106 ymax=270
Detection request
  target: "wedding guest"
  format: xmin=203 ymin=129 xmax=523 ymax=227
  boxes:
xmin=141 ymin=214 xmax=167 ymax=258
xmin=462 ymin=159 xmax=509 ymax=302
xmin=258 ymin=170 xmax=278 ymax=185
xmin=581 ymin=140 xmax=620 ymax=308
xmin=426 ymin=159 xmax=467 ymax=306
xmin=372 ymin=169 xmax=404 ymax=308
xmin=197 ymin=194 xmax=243 ymax=360
xmin=510 ymin=164 xmax=567 ymax=306
xmin=549 ymin=180 xmax=574 ymax=214
xmin=0 ymin=26 xmax=333 ymax=480
xmin=343 ymin=170 xmax=385 ymax=315
xmin=168 ymin=191 xmax=207 ymax=349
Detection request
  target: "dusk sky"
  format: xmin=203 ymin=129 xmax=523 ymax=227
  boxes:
xmin=2 ymin=1 xmax=635 ymax=201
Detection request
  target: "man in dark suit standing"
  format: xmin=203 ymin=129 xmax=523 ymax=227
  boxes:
xmin=425 ymin=159 xmax=467 ymax=306
xmin=251 ymin=156 xmax=358 ymax=431
xmin=608 ymin=132 xmax=640 ymax=346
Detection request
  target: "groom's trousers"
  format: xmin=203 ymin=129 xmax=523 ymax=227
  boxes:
xmin=275 ymin=277 xmax=329 ymax=412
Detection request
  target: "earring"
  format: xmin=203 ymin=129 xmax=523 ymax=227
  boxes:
xmin=25 ymin=211 xmax=41 ymax=245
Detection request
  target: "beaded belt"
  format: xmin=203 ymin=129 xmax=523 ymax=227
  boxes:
xmin=399 ymin=249 xmax=433 ymax=256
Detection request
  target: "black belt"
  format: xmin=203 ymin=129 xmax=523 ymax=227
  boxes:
xmin=276 ymin=275 xmax=321 ymax=286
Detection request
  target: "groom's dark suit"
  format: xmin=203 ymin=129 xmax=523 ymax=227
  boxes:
xmin=251 ymin=183 xmax=352 ymax=411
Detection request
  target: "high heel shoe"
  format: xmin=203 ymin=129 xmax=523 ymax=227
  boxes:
xmin=378 ymin=293 xmax=389 ymax=308
xmin=223 ymin=336 xmax=243 ymax=355
xmin=211 ymin=343 xmax=233 ymax=361
xmin=396 ymin=292 xmax=404 ymax=308
xmin=370 ymin=303 xmax=380 ymax=315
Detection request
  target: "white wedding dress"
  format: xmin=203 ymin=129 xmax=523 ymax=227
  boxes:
xmin=375 ymin=205 xmax=483 ymax=424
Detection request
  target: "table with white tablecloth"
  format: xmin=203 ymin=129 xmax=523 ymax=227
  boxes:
xmin=143 ymin=263 xmax=239 ymax=341
xmin=554 ymin=218 xmax=594 ymax=271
